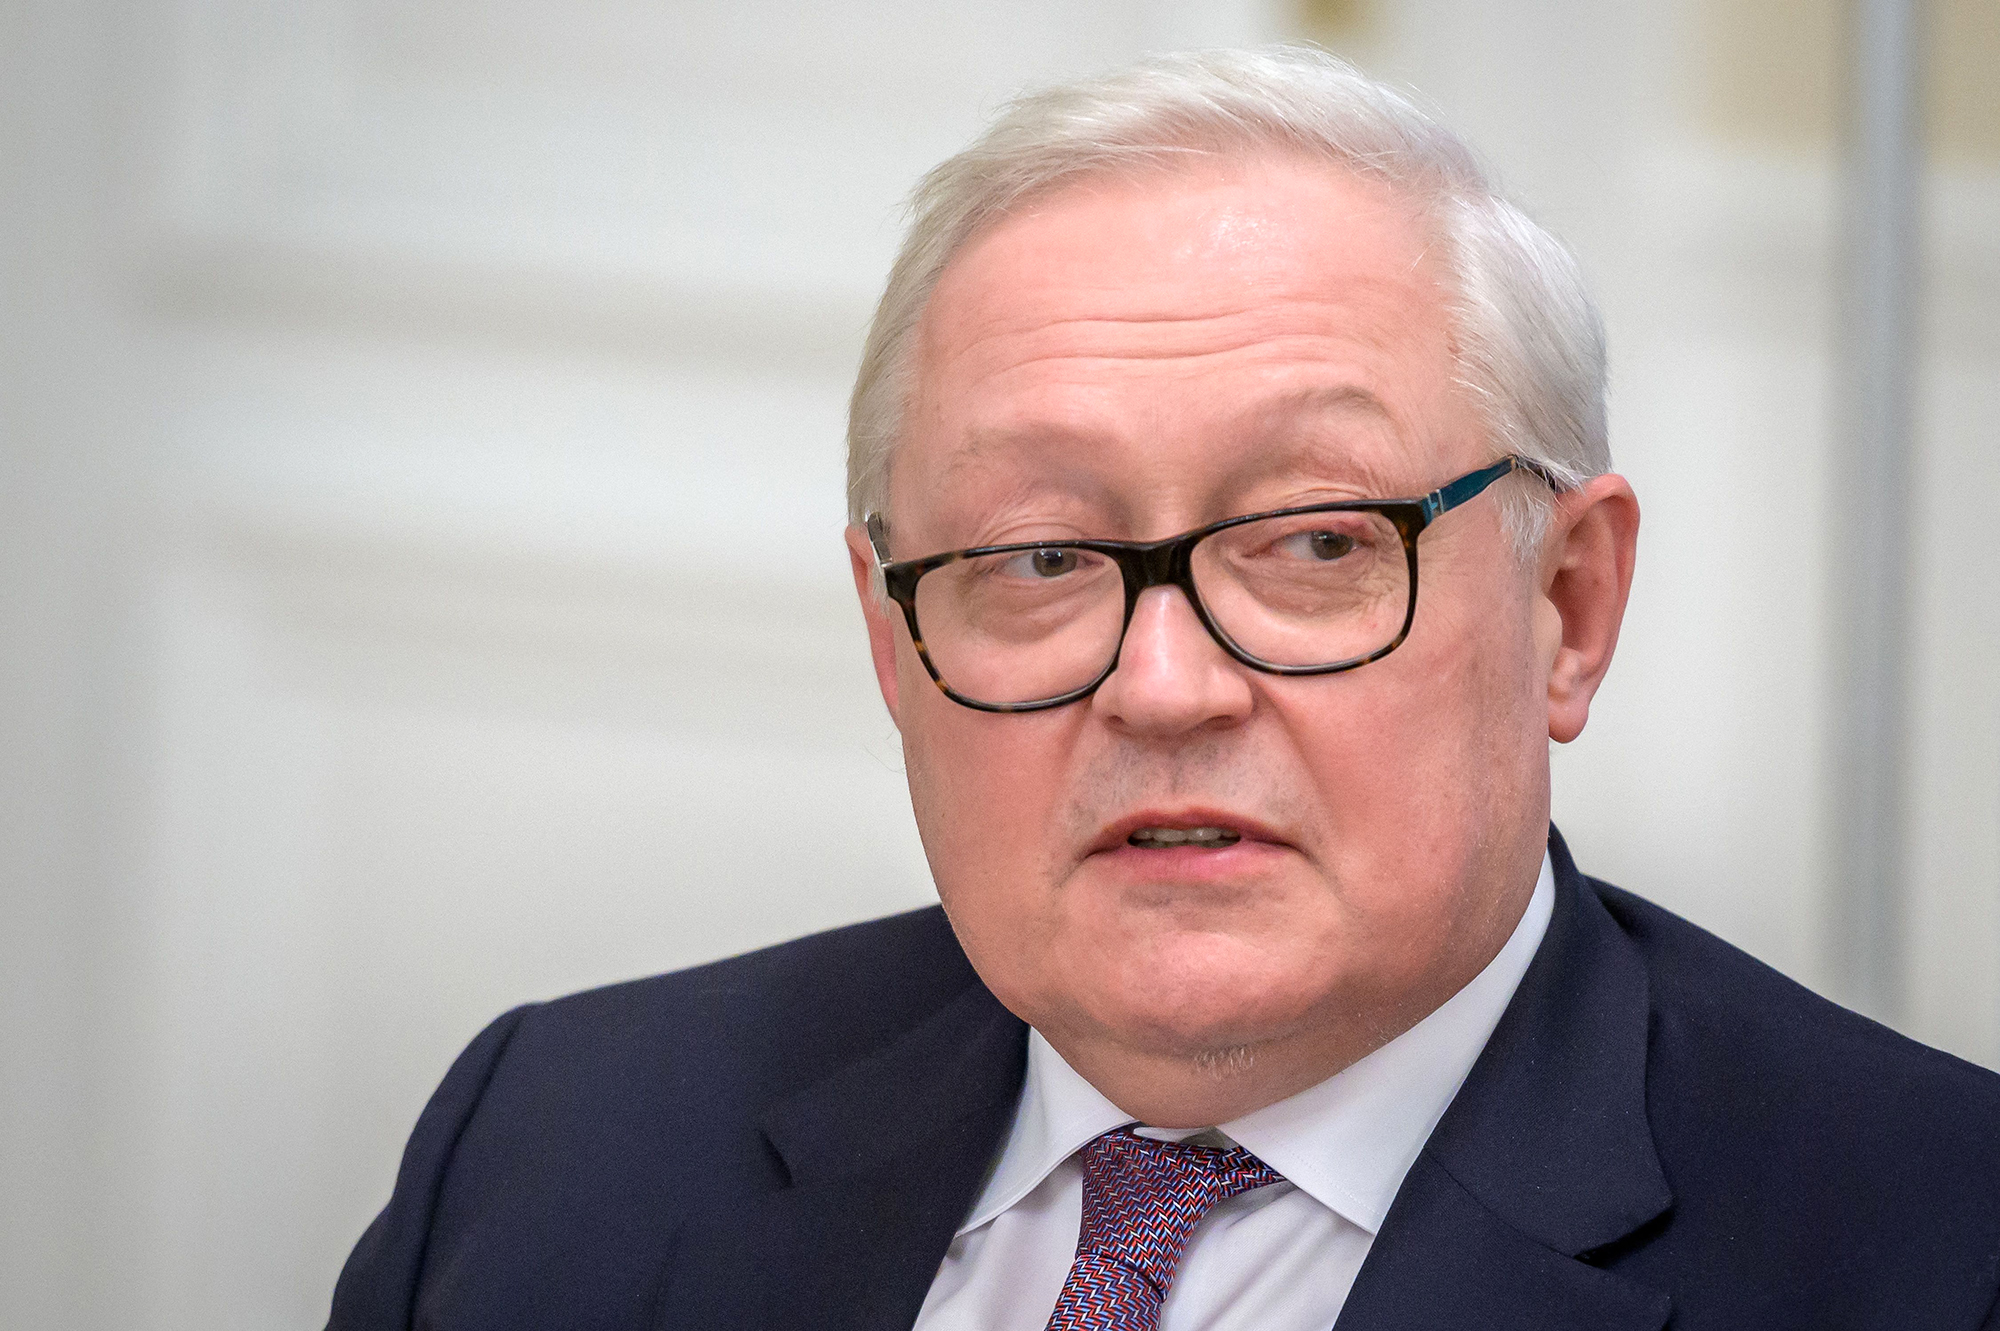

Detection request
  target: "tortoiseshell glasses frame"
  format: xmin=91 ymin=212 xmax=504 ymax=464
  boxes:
xmin=864 ymin=453 xmax=1565 ymax=714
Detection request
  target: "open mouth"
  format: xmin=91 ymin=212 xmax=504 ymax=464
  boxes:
xmin=1126 ymin=826 xmax=1243 ymax=849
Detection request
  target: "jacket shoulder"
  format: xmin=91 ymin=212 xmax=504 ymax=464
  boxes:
xmin=533 ymin=903 xmax=973 ymax=1046
xmin=506 ymin=902 xmax=978 ymax=1117
xmin=1587 ymin=877 xmax=2000 ymax=1324
xmin=1591 ymin=876 xmax=1999 ymax=1109
xmin=331 ymin=905 xmax=981 ymax=1330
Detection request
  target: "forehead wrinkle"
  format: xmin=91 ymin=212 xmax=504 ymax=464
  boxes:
xmin=941 ymin=376 xmax=1422 ymax=481
xmin=931 ymin=286 xmax=1430 ymax=381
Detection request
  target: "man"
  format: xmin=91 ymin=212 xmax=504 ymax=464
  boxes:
xmin=330 ymin=47 xmax=2000 ymax=1331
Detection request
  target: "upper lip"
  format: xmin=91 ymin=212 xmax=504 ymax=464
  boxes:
xmin=1089 ymin=808 xmax=1291 ymax=855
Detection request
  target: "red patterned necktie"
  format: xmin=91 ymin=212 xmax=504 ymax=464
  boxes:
xmin=1045 ymin=1127 xmax=1284 ymax=1330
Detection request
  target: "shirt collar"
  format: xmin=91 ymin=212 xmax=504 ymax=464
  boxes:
xmin=956 ymin=851 xmax=1556 ymax=1237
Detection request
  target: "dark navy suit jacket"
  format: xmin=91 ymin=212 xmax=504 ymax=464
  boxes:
xmin=330 ymin=831 xmax=2000 ymax=1329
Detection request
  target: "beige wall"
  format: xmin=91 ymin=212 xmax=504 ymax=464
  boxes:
xmin=3 ymin=1 xmax=1994 ymax=1326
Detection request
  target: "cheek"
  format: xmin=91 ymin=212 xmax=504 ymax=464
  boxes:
xmin=900 ymin=700 xmax=1087 ymax=1011
xmin=1420 ymin=590 xmax=1550 ymax=861
xmin=1288 ymin=577 xmax=1544 ymax=870
xmin=899 ymin=686 xmax=1075 ymax=902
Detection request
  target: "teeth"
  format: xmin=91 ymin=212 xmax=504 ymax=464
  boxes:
xmin=1128 ymin=826 xmax=1241 ymax=848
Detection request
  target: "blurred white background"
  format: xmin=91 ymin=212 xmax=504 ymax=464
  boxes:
xmin=2 ymin=0 xmax=1994 ymax=1326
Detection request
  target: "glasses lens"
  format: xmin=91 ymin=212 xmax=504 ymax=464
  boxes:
xmin=1190 ymin=509 xmax=1410 ymax=666
xmin=912 ymin=545 xmax=1127 ymax=706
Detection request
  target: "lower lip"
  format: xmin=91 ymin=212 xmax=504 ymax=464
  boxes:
xmin=1086 ymin=838 xmax=1291 ymax=883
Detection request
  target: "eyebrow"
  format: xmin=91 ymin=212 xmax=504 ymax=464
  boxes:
xmin=1250 ymin=382 xmax=1401 ymax=433
xmin=1223 ymin=382 xmax=1414 ymax=490
xmin=938 ymin=420 xmax=1127 ymax=512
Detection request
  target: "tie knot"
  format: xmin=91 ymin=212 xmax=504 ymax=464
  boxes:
xmin=1073 ymin=1128 xmax=1283 ymax=1294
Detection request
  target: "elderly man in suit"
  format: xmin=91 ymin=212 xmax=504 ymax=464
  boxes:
xmin=330 ymin=46 xmax=2000 ymax=1331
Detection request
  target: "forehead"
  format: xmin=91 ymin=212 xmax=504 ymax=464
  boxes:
xmin=896 ymin=154 xmax=1471 ymax=541
xmin=925 ymin=155 xmax=1442 ymax=350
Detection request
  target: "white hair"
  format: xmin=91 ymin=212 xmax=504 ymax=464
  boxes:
xmin=846 ymin=45 xmax=1609 ymax=557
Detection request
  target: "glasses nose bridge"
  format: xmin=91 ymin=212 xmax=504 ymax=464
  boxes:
xmin=1112 ymin=531 xmax=1214 ymax=658
xmin=1126 ymin=531 xmax=1193 ymax=596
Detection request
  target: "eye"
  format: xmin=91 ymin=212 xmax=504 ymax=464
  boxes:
xmin=1276 ymin=529 xmax=1356 ymax=561
xmin=1002 ymin=547 xmax=1082 ymax=578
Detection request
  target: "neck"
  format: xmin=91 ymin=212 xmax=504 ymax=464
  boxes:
xmin=1040 ymin=998 xmax=1430 ymax=1128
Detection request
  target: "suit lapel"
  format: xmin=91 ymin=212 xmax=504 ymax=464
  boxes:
xmin=1335 ymin=1154 xmax=1670 ymax=1331
xmin=1335 ymin=829 xmax=1674 ymax=1331
xmin=651 ymin=980 xmax=1028 ymax=1331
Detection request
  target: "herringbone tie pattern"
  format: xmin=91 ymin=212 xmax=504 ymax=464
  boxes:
xmin=1045 ymin=1127 xmax=1283 ymax=1330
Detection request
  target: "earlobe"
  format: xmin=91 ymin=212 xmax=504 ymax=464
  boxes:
xmin=1541 ymin=475 xmax=1640 ymax=744
xmin=846 ymin=525 xmax=905 ymax=728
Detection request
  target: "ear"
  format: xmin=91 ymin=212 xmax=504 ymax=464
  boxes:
xmin=1537 ymin=474 xmax=1639 ymax=744
xmin=846 ymin=524 xmax=904 ymax=729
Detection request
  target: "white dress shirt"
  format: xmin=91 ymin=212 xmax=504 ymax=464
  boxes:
xmin=913 ymin=853 xmax=1555 ymax=1331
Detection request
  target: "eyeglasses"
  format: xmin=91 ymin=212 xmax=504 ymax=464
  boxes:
xmin=866 ymin=454 xmax=1563 ymax=713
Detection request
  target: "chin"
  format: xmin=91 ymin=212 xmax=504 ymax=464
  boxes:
xmin=1094 ymin=947 xmax=1329 ymax=1061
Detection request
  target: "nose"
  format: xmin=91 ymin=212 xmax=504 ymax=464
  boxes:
xmin=1090 ymin=585 xmax=1254 ymax=735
